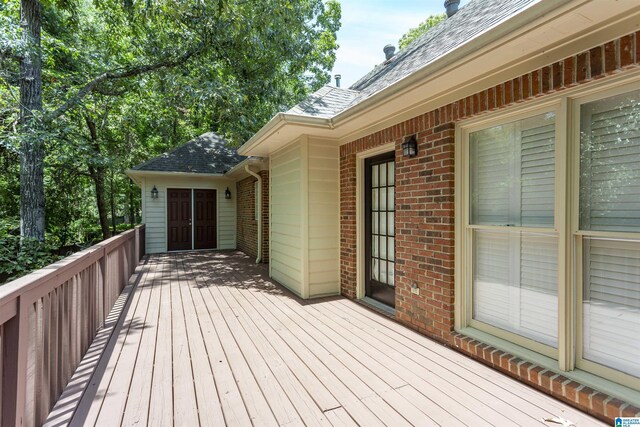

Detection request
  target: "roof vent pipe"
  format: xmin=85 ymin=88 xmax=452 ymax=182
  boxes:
xmin=383 ymin=44 xmax=396 ymax=60
xmin=334 ymin=74 xmax=341 ymax=88
xmin=444 ymin=0 xmax=460 ymax=17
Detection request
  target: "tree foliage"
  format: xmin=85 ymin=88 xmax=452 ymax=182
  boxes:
xmin=0 ymin=0 xmax=341 ymax=282
xmin=398 ymin=13 xmax=445 ymax=50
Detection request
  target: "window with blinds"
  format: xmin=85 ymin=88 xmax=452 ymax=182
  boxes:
xmin=580 ymin=89 xmax=640 ymax=378
xmin=469 ymin=112 xmax=558 ymax=348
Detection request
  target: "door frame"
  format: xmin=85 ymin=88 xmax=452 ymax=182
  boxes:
xmin=165 ymin=186 xmax=221 ymax=252
xmin=356 ymin=142 xmax=396 ymax=301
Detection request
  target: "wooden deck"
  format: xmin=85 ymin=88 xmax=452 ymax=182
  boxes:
xmin=47 ymin=251 xmax=604 ymax=426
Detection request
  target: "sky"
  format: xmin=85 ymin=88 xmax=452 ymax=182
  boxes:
xmin=330 ymin=0 xmax=469 ymax=88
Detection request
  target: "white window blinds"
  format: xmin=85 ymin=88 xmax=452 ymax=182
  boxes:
xmin=471 ymin=113 xmax=555 ymax=227
xmin=580 ymin=89 xmax=640 ymax=377
xmin=469 ymin=112 xmax=558 ymax=347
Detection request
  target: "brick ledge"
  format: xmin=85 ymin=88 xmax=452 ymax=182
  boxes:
xmin=450 ymin=332 xmax=640 ymax=424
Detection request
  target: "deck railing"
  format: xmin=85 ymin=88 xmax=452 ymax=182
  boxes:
xmin=0 ymin=225 xmax=145 ymax=427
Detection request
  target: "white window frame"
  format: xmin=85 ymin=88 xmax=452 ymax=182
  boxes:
xmin=572 ymin=80 xmax=640 ymax=389
xmin=456 ymin=100 xmax=565 ymax=360
xmin=455 ymin=72 xmax=640 ymax=390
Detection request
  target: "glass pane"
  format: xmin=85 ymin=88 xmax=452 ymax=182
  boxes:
xmin=380 ymin=236 xmax=387 ymax=259
xmin=388 ymin=212 xmax=395 ymax=236
xmin=472 ymin=229 xmax=558 ymax=347
xmin=372 ymin=188 xmax=378 ymax=210
xmin=579 ymin=89 xmax=640 ymax=232
xmin=380 ymin=187 xmax=387 ymax=211
xmin=380 ymin=212 xmax=387 ymax=235
xmin=372 ymin=212 xmax=379 ymax=234
xmin=388 ymin=263 xmax=395 ymax=286
xmin=372 ymin=165 xmax=379 ymax=187
xmin=582 ymin=237 xmax=640 ymax=377
xmin=380 ymin=163 xmax=387 ymax=186
xmin=372 ymin=236 xmax=379 ymax=257
xmin=388 ymin=187 xmax=395 ymax=212
xmin=388 ymin=237 xmax=395 ymax=261
xmin=470 ymin=112 xmax=555 ymax=227
xmin=380 ymin=260 xmax=387 ymax=284
xmin=372 ymin=258 xmax=379 ymax=281
xmin=388 ymin=162 xmax=395 ymax=185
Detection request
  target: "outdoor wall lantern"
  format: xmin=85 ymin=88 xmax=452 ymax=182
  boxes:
xmin=225 ymin=187 xmax=232 ymax=199
xmin=402 ymin=134 xmax=418 ymax=158
xmin=151 ymin=185 xmax=159 ymax=199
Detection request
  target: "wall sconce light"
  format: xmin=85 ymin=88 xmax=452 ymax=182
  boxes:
xmin=151 ymin=185 xmax=159 ymax=199
xmin=402 ymin=134 xmax=418 ymax=158
xmin=225 ymin=187 xmax=232 ymax=199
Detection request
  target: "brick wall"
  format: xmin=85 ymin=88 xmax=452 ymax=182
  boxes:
xmin=236 ymin=171 xmax=269 ymax=262
xmin=259 ymin=170 xmax=269 ymax=262
xmin=339 ymin=32 xmax=640 ymax=422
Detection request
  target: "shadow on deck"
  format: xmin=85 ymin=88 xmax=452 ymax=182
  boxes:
xmin=45 ymin=251 xmax=604 ymax=426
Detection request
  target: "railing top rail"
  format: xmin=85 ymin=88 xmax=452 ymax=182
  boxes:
xmin=0 ymin=225 xmax=145 ymax=308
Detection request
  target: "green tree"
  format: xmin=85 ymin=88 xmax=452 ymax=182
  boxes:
xmin=1 ymin=0 xmax=341 ymax=243
xmin=398 ymin=13 xmax=445 ymax=50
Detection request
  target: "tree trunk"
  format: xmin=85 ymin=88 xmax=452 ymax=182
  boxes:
xmin=85 ymin=117 xmax=111 ymax=240
xmin=19 ymin=0 xmax=45 ymax=241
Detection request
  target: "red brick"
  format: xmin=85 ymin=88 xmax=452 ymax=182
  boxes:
xmin=539 ymin=370 xmax=553 ymax=390
xmin=504 ymin=80 xmax=513 ymax=104
xmin=590 ymin=46 xmax=603 ymax=78
xmin=512 ymin=77 xmax=522 ymax=102
xmin=541 ymin=65 xmax=551 ymax=93
xmin=623 ymin=405 xmax=640 ymax=417
xmin=578 ymin=387 xmax=595 ymax=410
xmin=552 ymin=61 xmax=563 ymax=90
xmin=620 ymin=34 xmax=634 ymax=67
xmin=564 ymin=56 xmax=575 ymax=87
xmin=496 ymin=84 xmax=504 ymax=108
xmin=522 ymin=73 xmax=531 ymax=99
xmin=531 ymin=70 xmax=541 ymax=96
xmin=488 ymin=87 xmax=496 ymax=110
xmin=605 ymin=398 xmax=626 ymax=418
xmin=237 ymin=172 xmax=270 ymax=262
xmin=577 ymin=51 xmax=589 ymax=82
xmin=604 ymin=41 xmax=617 ymax=73
xmin=565 ymin=382 xmax=582 ymax=402
xmin=591 ymin=393 xmax=608 ymax=416
xmin=636 ymin=31 xmax=640 ymax=64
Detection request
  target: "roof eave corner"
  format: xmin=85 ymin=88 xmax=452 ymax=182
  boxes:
xmin=237 ymin=113 xmax=288 ymax=156
xmin=125 ymin=169 xmax=143 ymax=187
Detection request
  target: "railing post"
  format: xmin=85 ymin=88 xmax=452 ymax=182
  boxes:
xmin=2 ymin=298 xmax=30 ymax=427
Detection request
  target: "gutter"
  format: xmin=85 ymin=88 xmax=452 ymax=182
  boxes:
xmin=244 ymin=164 xmax=263 ymax=263
xmin=237 ymin=112 xmax=332 ymax=156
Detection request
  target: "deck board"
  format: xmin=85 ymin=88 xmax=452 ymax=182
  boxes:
xmin=56 ymin=251 xmax=607 ymax=427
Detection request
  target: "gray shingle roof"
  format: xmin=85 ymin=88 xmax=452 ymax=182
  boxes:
xmin=287 ymin=0 xmax=538 ymax=119
xmin=131 ymin=132 xmax=245 ymax=174
xmin=286 ymin=86 xmax=360 ymax=118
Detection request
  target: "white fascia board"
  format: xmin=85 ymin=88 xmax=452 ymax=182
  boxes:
xmin=125 ymin=169 xmax=228 ymax=180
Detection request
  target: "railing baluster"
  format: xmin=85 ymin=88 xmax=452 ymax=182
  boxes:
xmin=0 ymin=225 xmax=145 ymax=425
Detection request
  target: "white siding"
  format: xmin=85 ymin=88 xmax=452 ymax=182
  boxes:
xmin=270 ymin=142 xmax=304 ymax=296
xmin=307 ymin=140 xmax=340 ymax=297
xmin=268 ymin=138 xmax=340 ymax=299
xmin=141 ymin=175 xmax=236 ymax=254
